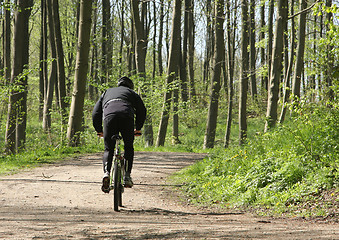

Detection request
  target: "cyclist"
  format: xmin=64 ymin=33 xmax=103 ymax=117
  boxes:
xmin=92 ymin=76 xmax=146 ymax=193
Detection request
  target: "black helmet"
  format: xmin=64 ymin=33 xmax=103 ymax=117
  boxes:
xmin=117 ymin=76 xmax=134 ymax=90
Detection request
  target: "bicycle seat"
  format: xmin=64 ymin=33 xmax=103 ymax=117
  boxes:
xmin=112 ymin=134 xmax=122 ymax=140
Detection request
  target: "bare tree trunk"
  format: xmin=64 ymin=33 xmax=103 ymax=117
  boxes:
xmin=43 ymin=0 xmax=58 ymax=132
xmin=39 ymin=0 xmax=47 ymax=121
xmin=279 ymin=0 xmax=296 ymax=124
xmin=5 ymin=0 xmax=33 ymax=153
xmin=156 ymin=0 xmax=182 ymax=147
xmin=260 ymin=1 xmax=267 ymax=93
xmin=52 ymin=0 xmax=67 ymax=118
xmin=131 ymin=0 xmax=154 ymax=147
xmin=67 ymin=0 xmax=92 ymax=146
xmin=152 ymin=1 xmax=156 ymax=79
xmin=239 ymin=0 xmax=249 ymax=145
xmin=101 ymin=0 xmax=111 ymax=83
xmin=265 ymin=0 xmax=288 ymax=132
xmin=4 ymin=0 xmax=11 ymax=85
xmin=187 ymin=0 xmax=196 ymax=102
xmin=203 ymin=1 xmax=213 ymax=93
xmin=266 ymin=0 xmax=274 ymax=91
xmin=89 ymin=0 xmax=98 ymax=101
xmin=119 ymin=0 xmax=125 ymax=75
xmin=180 ymin=0 xmax=190 ymax=103
xmin=291 ymin=0 xmax=307 ymax=105
xmin=2 ymin=0 xmax=11 ymax=130
xmin=204 ymin=0 xmax=225 ymax=149
xmin=325 ymin=0 xmax=334 ymax=103
xmin=224 ymin=0 xmax=236 ymax=148
xmin=157 ymin=1 xmax=164 ymax=76
xmin=249 ymin=0 xmax=257 ymax=98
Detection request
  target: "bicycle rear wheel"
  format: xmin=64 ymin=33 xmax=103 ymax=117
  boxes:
xmin=113 ymin=161 xmax=121 ymax=211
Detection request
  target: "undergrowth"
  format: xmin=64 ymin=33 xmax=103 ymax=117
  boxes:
xmin=172 ymin=104 xmax=339 ymax=219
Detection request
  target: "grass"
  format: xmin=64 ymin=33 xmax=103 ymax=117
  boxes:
xmin=171 ymin=104 xmax=339 ymax=219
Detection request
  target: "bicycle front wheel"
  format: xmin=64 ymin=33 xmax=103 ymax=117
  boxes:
xmin=113 ymin=161 xmax=121 ymax=211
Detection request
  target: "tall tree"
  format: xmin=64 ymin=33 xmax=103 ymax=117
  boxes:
xmin=157 ymin=1 xmax=164 ymax=76
xmin=279 ymin=0 xmax=296 ymax=124
xmin=52 ymin=0 xmax=67 ymax=119
xmin=203 ymin=1 xmax=214 ymax=91
xmin=259 ymin=0 xmax=266 ymax=92
xmin=224 ymin=0 xmax=236 ymax=148
xmin=265 ymin=0 xmax=288 ymax=132
xmin=156 ymin=0 xmax=182 ymax=147
xmin=180 ymin=0 xmax=190 ymax=103
xmin=291 ymin=0 xmax=307 ymax=105
xmin=131 ymin=0 xmax=154 ymax=147
xmin=187 ymin=0 xmax=196 ymax=102
xmin=89 ymin=0 xmax=99 ymax=100
xmin=249 ymin=0 xmax=257 ymax=98
xmin=239 ymin=0 xmax=249 ymax=145
xmin=101 ymin=0 xmax=112 ymax=83
xmin=39 ymin=0 xmax=48 ymax=121
xmin=43 ymin=0 xmax=57 ymax=132
xmin=325 ymin=0 xmax=334 ymax=103
xmin=204 ymin=0 xmax=225 ymax=149
xmin=3 ymin=0 xmax=11 ymax=85
xmin=266 ymin=0 xmax=274 ymax=91
xmin=5 ymin=0 xmax=33 ymax=153
xmin=67 ymin=0 xmax=93 ymax=146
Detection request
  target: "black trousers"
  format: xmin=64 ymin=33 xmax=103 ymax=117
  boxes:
xmin=103 ymin=114 xmax=134 ymax=174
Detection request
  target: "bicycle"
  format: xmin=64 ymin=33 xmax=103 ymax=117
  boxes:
xmin=109 ymin=134 xmax=125 ymax=211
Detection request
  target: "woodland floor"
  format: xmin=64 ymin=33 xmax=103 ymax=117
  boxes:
xmin=0 ymin=151 xmax=338 ymax=239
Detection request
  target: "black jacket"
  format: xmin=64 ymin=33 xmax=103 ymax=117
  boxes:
xmin=92 ymin=86 xmax=147 ymax=133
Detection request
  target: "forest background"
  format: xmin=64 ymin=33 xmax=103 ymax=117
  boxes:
xmin=0 ymin=0 xmax=338 ymax=218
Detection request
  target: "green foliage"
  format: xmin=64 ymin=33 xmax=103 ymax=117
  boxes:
xmin=172 ymin=105 xmax=339 ymax=217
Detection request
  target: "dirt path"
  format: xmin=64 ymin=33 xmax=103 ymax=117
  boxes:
xmin=0 ymin=152 xmax=338 ymax=239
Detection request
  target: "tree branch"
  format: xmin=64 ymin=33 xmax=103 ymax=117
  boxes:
xmin=288 ymin=0 xmax=320 ymax=20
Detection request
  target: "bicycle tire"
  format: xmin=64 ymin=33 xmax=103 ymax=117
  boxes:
xmin=113 ymin=160 xmax=121 ymax=211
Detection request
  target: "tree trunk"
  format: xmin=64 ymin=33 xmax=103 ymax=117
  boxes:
xmin=224 ymin=0 xmax=236 ymax=148
xmin=249 ymin=0 xmax=257 ymax=98
xmin=119 ymin=0 xmax=125 ymax=75
xmin=67 ymin=0 xmax=92 ymax=146
xmin=157 ymin=1 xmax=164 ymax=76
xmin=203 ymin=1 xmax=213 ymax=93
xmin=39 ymin=0 xmax=47 ymax=121
xmin=279 ymin=0 xmax=296 ymax=124
xmin=265 ymin=0 xmax=288 ymax=132
xmin=2 ymin=0 xmax=11 ymax=129
xmin=204 ymin=0 xmax=225 ymax=149
xmin=4 ymin=0 xmax=11 ymax=85
xmin=260 ymin=1 xmax=267 ymax=93
xmin=291 ymin=0 xmax=307 ymax=105
xmin=266 ymin=0 xmax=274 ymax=91
xmin=187 ymin=0 xmax=196 ymax=102
xmin=152 ymin=1 xmax=156 ymax=78
xmin=131 ymin=0 xmax=154 ymax=147
xmin=89 ymin=0 xmax=98 ymax=101
xmin=52 ymin=0 xmax=67 ymax=118
xmin=43 ymin=0 xmax=58 ymax=132
xmin=5 ymin=0 xmax=33 ymax=153
xmin=239 ymin=0 xmax=249 ymax=145
xmin=325 ymin=0 xmax=334 ymax=103
xmin=180 ymin=0 xmax=189 ymax=103
xmin=156 ymin=0 xmax=182 ymax=147
xmin=101 ymin=0 xmax=111 ymax=83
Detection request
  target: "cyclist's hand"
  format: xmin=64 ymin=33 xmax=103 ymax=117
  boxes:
xmin=134 ymin=129 xmax=142 ymax=136
xmin=97 ymin=132 xmax=103 ymax=138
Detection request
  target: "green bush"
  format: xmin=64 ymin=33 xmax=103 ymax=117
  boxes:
xmin=173 ymin=105 xmax=339 ymax=217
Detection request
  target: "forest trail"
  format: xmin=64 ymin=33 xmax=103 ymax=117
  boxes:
xmin=0 ymin=152 xmax=338 ymax=239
